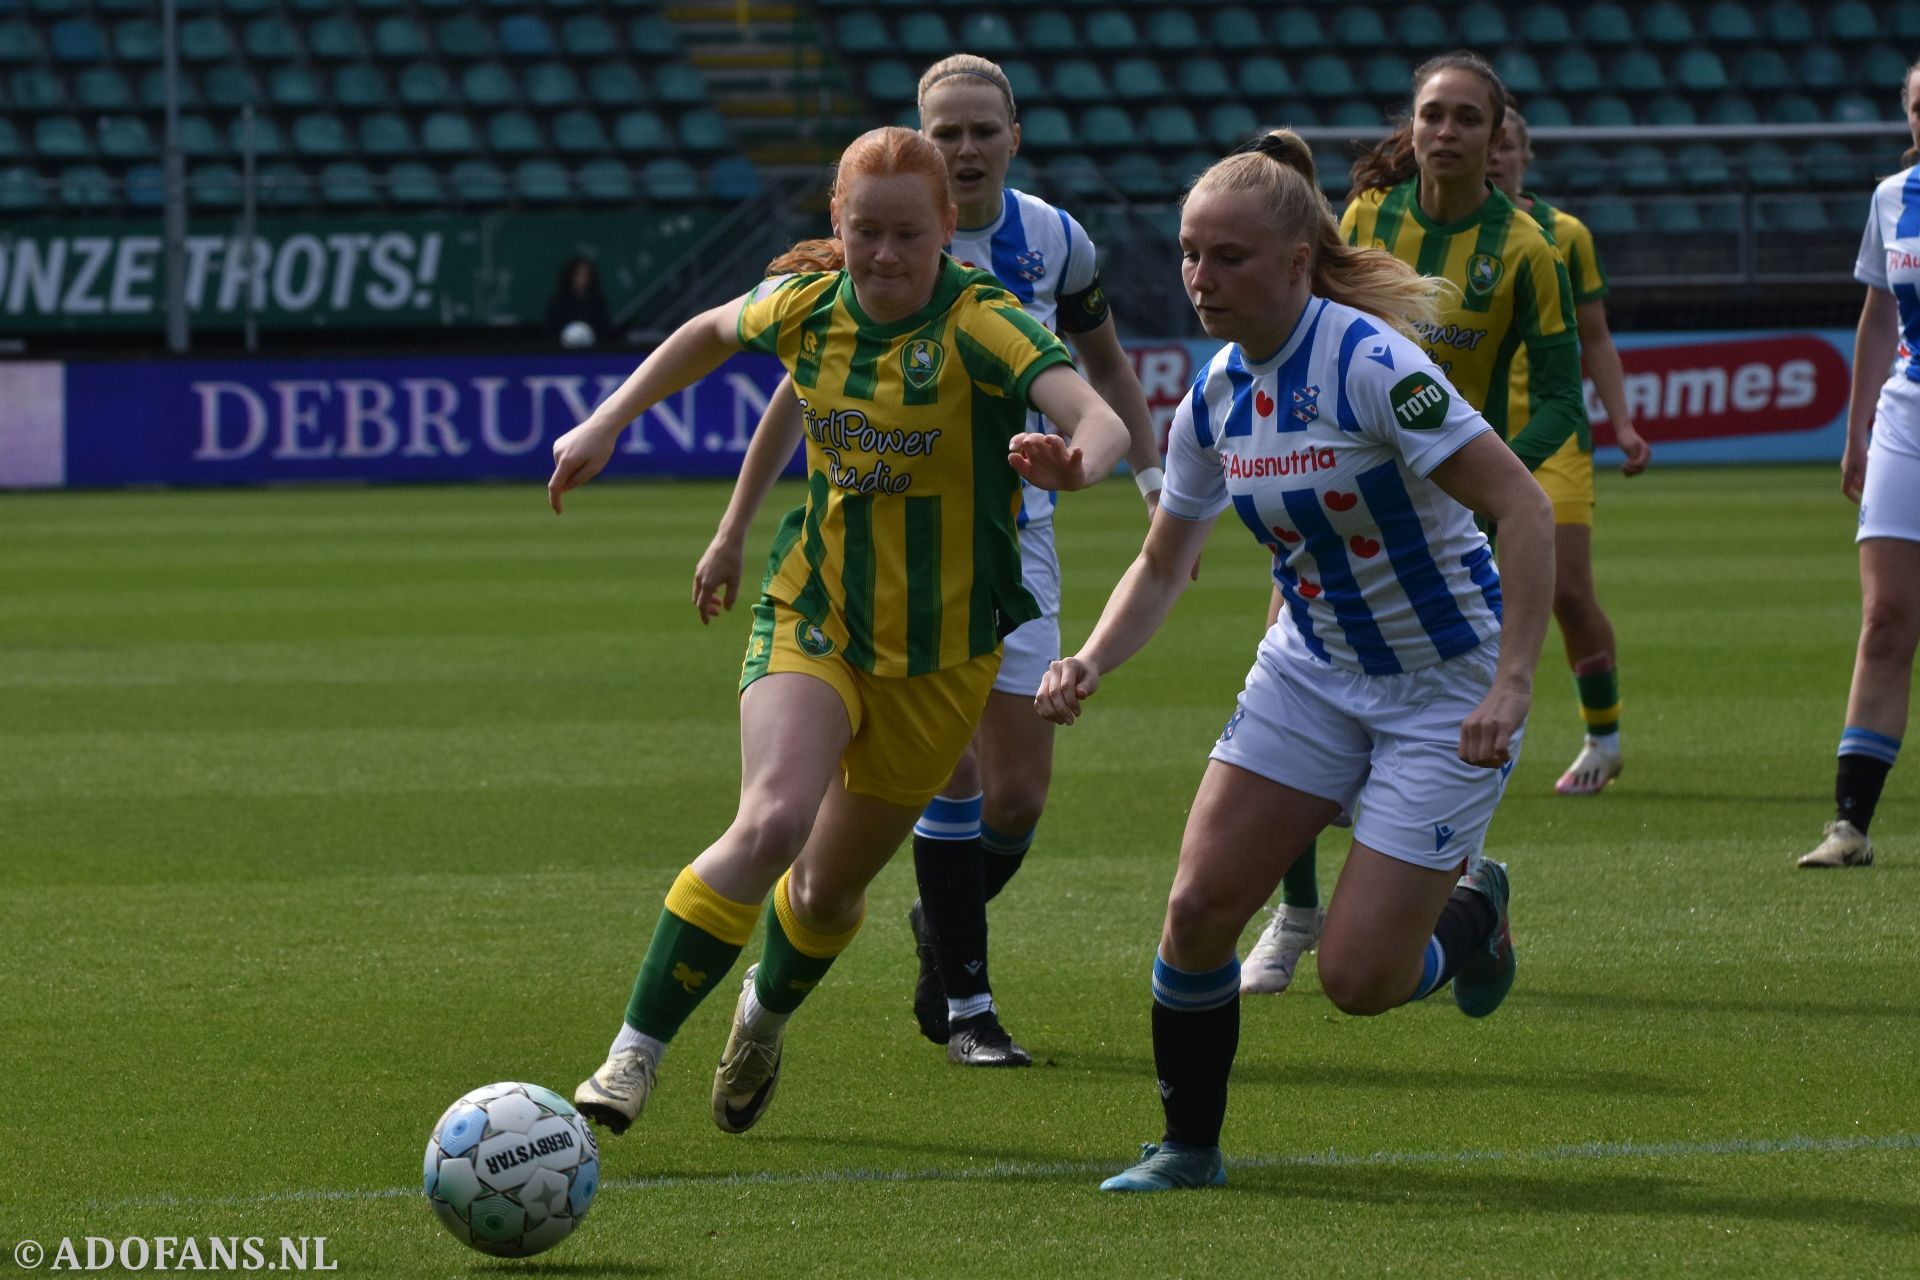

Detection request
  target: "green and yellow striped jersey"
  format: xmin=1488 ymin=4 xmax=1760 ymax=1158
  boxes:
xmin=738 ymin=256 xmax=1074 ymax=677
xmin=1340 ymin=179 xmax=1578 ymax=445
xmin=1523 ymin=193 xmax=1608 ymax=304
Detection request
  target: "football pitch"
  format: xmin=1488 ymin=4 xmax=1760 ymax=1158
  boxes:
xmin=3 ymin=465 xmax=1914 ymax=1278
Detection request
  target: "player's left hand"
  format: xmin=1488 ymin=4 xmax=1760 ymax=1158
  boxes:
xmin=1459 ymin=682 xmax=1529 ymax=768
xmin=1615 ymin=422 xmax=1651 ymax=477
xmin=1035 ymin=655 xmax=1101 ymax=725
xmin=1009 ymin=432 xmax=1090 ymax=491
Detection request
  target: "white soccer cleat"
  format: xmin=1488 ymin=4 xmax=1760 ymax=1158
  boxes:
xmin=1241 ymin=904 xmax=1324 ymax=995
xmin=1555 ymin=735 xmax=1622 ymax=796
xmin=1797 ymin=819 xmax=1874 ymax=869
xmin=573 ymin=1048 xmax=656 ymax=1136
xmin=712 ymin=965 xmax=785 ymax=1134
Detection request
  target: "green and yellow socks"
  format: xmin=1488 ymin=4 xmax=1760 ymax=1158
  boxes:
xmin=1573 ymin=652 xmax=1621 ymax=743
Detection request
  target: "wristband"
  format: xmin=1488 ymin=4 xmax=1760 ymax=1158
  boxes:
xmin=1133 ymin=466 xmax=1164 ymax=498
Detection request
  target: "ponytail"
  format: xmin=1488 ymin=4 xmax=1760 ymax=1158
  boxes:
xmin=766 ymin=238 xmax=844 ymax=275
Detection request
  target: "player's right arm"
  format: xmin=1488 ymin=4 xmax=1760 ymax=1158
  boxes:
xmin=1499 ymin=243 xmax=1585 ymax=472
xmin=548 ymin=295 xmax=749 ymax=513
xmin=694 ymin=375 xmax=805 ymax=623
xmin=1844 ymin=287 xmax=1898 ymax=502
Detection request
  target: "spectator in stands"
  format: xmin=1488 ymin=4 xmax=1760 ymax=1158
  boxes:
xmin=1240 ymin=52 xmax=1581 ymax=997
xmin=544 ymin=255 xmax=612 ymax=349
xmin=1487 ymin=105 xmax=1651 ymax=798
xmin=1040 ymin=130 xmax=1550 ymax=1192
xmin=690 ymin=53 xmax=1165 ymax=1067
xmin=549 ymin=126 xmax=1130 ymax=1139
xmin=1797 ymin=58 xmax=1920 ymax=870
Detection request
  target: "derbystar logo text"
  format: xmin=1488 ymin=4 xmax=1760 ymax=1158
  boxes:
xmin=1227 ymin=446 xmax=1337 ymax=479
xmin=483 ymin=1129 xmax=576 ymax=1178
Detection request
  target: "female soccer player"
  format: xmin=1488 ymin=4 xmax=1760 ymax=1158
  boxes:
xmin=550 ymin=126 xmax=1129 ymax=1136
xmin=692 ymin=54 xmax=1164 ymax=1066
xmin=1798 ymin=58 xmax=1920 ymax=869
xmin=1241 ymin=53 xmax=1580 ymax=995
xmin=1487 ymin=106 xmax=1652 ymax=795
xmin=1034 ymin=130 xmax=1553 ymax=1192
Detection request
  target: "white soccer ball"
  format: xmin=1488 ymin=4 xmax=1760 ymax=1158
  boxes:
xmin=422 ymin=1082 xmax=600 ymax=1258
xmin=560 ymin=320 xmax=596 ymax=349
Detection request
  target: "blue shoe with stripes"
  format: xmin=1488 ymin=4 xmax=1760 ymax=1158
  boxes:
xmin=1098 ymin=1142 xmax=1226 ymax=1192
xmin=1453 ymin=859 xmax=1514 ymax=1018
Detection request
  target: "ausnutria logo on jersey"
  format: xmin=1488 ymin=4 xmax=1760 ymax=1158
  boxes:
xmin=1226 ymin=446 xmax=1337 ymax=479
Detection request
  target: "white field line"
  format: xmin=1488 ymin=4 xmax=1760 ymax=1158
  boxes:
xmin=69 ymin=1131 xmax=1920 ymax=1214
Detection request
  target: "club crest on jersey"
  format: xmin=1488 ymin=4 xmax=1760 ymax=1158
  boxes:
xmin=1467 ymin=254 xmax=1504 ymax=294
xmin=795 ymin=619 xmax=836 ymax=658
xmin=1389 ymin=372 xmax=1451 ymax=431
xmin=1013 ymin=249 xmax=1047 ymax=282
xmin=902 ymin=337 xmax=945 ymax=390
xmin=1291 ymin=385 xmax=1321 ymax=424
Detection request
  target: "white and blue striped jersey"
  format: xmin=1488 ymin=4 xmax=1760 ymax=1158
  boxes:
xmin=1855 ymin=164 xmax=1920 ymax=457
xmin=949 ymin=187 xmax=1101 ymax=530
xmin=1159 ymin=295 xmax=1502 ymax=675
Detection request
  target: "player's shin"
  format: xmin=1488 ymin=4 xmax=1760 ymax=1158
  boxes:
xmin=751 ymin=870 xmax=864 ymax=1020
xmin=623 ymin=866 xmax=760 ymax=1043
xmin=1150 ymin=954 xmax=1241 ymax=1149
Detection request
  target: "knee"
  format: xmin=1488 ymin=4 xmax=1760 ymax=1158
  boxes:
xmin=985 ymin=785 xmax=1048 ymax=839
xmin=729 ymin=797 xmax=816 ymax=870
xmin=1164 ymin=880 xmax=1247 ymax=957
xmin=785 ymin=861 xmax=864 ymax=931
xmin=1859 ymin=601 xmax=1920 ymax=665
xmin=1314 ymin=951 xmax=1396 ymax=1017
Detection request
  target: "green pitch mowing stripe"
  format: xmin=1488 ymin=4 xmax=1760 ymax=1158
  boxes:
xmin=2 ymin=469 xmax=1915 ymax=1279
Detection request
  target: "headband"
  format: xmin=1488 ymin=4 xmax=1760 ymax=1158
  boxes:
xmin=923 ymin=68 xmax=1016 ymax=111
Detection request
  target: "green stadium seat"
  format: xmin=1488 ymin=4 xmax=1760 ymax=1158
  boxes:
xmin=1044 ymin=154 xmax=1104 ymax=202
xmin=1053 ymin=59 xmax=1111 ymax=102
xmin=1143 ymin=104 xmax=1200 ymax=147
xmin=1552 ymin=143 xmax=1606 ymax=194
xmin=524 ymin=62 xmax=578 ymax=109
xmin=1579 ymin=96 xmax=1633 ymax=128
xmin=177 ymin=114 xmax=223 ymax=156
xmin=550 ymin=108 xmax=607 ymax=154
xmin=1760 ymin=197 xmax=1827 ymax=234
xmin=956 ymin=12 xmax=1017 ymax=53
xmin=678 ymin=107 xmax=729 ymax=153
xmin=1494 ymin=51 xmax=1544 ymax=96
xmin=1086 ymin=10 xmax=1141 ymax=50
xmin=1615 ymin=142 xmax=1672 ymax=189
xmin=287 ymin=0 xmax=338 ymax=11
xmin=1168 ymin=148 xmax=1217 ymax=191
xmin=1735 ymin=50 xmax=1792 ymax=92
xmin=1111 ymin=57 xmax=1168 ymax=102
xmin=97 ymin=115 xmax=155 ymax=159
xmin=498 ymin=14 xmax=554 ymax=57
xmin=834 ymin=15 xmax=890 ymax=56
xmin=1699 ymin=195 xmax=1745 ymax=234
xmin=1797 ymin=48 xmax=1847 ymax=91
xmin=355 ymin=0 xmax=406 ymax=13
xmin=59 ymin=164 xmax=117 ymax=209
xmin=1894 ymin=0 xmax=1920 ymax=41
xmin=575 ymin=157 xmax=632 ymax=203
xmin=1175 ymin=56 xmax=1234 ymax=102
xmin=1019 ymin=106 xmax=1072 ymax=150
xmin=627 ymin=14 xmax=679 ymax=54
xmin=1574 ymin=2 xmax=1632 ymax=47
xmin=653 ymin=64 xmax=706 ymax=105
xmin=1361 ymin=54 xmax=1410 ymax=98
xmin=112 ymin=18 xmax=160 ymax=62
xmin=243 ymin=17 xmax=299 ymax=61
xmin=998 ymin=58 xmax=1043 ymax=106
xmin=1644 ymin=95 xmax=1697 ymax=126
xmin=1392 ymin=5 xmax=1448 ymax=50
xmin=421 ymin=110 xmax=481 ymax=154
xmin=1703 ymin=0 xmax=1758 ymax=42
xmin=1205 ymin=102 xmax=1259 ymax=150
xmin=398 ymin=62 xmax=454 ymax=107
xmin=333 ymin=63 xmax=389 ymax=109
xmin=187 ymin=162 xmax=240 ymax=208
xmin=612 ymin=109 xmax=671 ymax=152
xmin=204 ymin=64 xmax=260 ymax=107
xmin=1546 ymin=51 xmax=1601 ymax=95
xmin=179 ymin=16 xmax=233 ymax=61
xmin=436 ymin=14 xmax=493 ymax=59
xmin=1767 ymin=94 xmax=1822 ymax=125
xmin=1080 ymin=105 xmax=1136 ymax=148
xmin=448 ymin=158 xmax=507 ymax=204
xmin=1611 ymin=50 xmax=1664 ymax=95
xmin=1830 ymin=94 xmax=1883 ymax=123
xmin=1275 ymin=102 xmax=1319 ymax=129
xmin=1144 ymin=9 xmax=1204 ymax=52
xmin=461 ymin=62 xmax=516 ymax=107
xmin=1110 ymin=151 xmax=1163 ymax=198
xmin=292 ymin=111 xmax=349 ymax=156
xmin=1672 ymin=49 xmax=1729 ymax=93
xmin=588 ymin=62 xmax=645 ymax=107
xmin=270 ymin=65 xmax=323 ymax=108
xmin=12 ymin=66 xmax=65 ymax=111
xmin=897 ymin=13 xmax=953 ymax=55
xmin=1209 ymin=7 xmax=1262 ymax=47
xmin=486 ymin=109 xmax=542 ymax=155
xmin=1004 ymin=156 xmax=1037 ymax=191
xmin=1641 ymin=1 xmax=1693 ymax=44
xmin=48 ymin=16 xmax=104 ymax=62
xmin=1861 ymin=47 xmax=1913 ymax=91
xmin=1022 ymin=11 xmax=1076 ymax=54
xmin=1740 ymin=141 xmax=1795 ymax=187
xmin=1516 ymin=6 xmax=1573 ymax=46
xmin=372 ymin=16 xmax=425 ymax=59
xmin=0 ymin=165 xmax=48 ymax=211
xmin=0 ymin=19 xmax=44 ymax=63
xmin=640 ymin=156 xmax=699 ymax=201
xmin=257 ymin=165 xmax=313 ymax=211
xmin=356 ymin=112 xmax=414 ymax=156
xmin=1299 ymin=54 xmax=1355 ymax=99
xmin=710 ymin=154 xmax=761 ymax=201
xmin=1764 ymin=0 xmax=1814 ymax=43
xmin=1804 ymin=139 xmax=1864 ymax=186
xmin=319 ymin=160 xmax=378 ymax=206
xmin=306 ymin=16 xmax=364 ymax=61
xmin=383 ymin=160 xmax=441 ymax=206
xmin=1647 ymin=199 xmax=1704 ymax=235
xmin=75 ymin=67 xmax=133 ymax=110
xmin=559 ymin=14 xmax=616 ymax=58
xmin=1329 ymin=6 xmax=1387 ymax=48
xmin=1579 ymin=198 xmax=1638 ymax=237
xmin=1238 ymin=55 xmax=1294 ymax=100
xmin=1825 ymin=0 xmax=1879 ymax=41
xmin=0 ymin=119 xmax=24 ymax=160
xmin=1523 ymin=96 xmax=1572 ymax=127
xmin=1455 ymin=3 xmax=1509 ymax=46
xmin=1272 ymin=7 xmax=1328 ymax=49
xmin=225 ymin=0 xmax=276 ymax=16
xmin=510 ymin=158 xmax=569 ymax=204
xmin=1828 ymin=194 xmax=1869 ymax=233
xmin=1328 ymin=99 xmax=1380 ymax=129
xmin=227 ymin=112 xmax=285 ymax=155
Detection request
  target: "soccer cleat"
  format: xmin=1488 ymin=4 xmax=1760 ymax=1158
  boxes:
xmin=1453 ymin=859 xmax=1515 ymax=1019
xmin=946 ymin=1011 xmax=1032 ymax=1067
xmin=1555 ymin=735 xmax=1623 ymax=795
xmin=573 ymin=1047 xmax=656 ymax=1136
xmin=1240 ymin=904 xmax=1324 ymax=995
xmin=712 ymin=965 xmax=784 ymax=1134
xmin=1099 ymin=1142 xmax=1227 ymax=1193
xmin=1797 ymin=819 xmax=1874 ymax=868
xmin=907 ymin=899 xmax=949 ymax=1044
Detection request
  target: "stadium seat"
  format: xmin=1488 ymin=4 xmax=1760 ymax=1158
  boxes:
xmin=897 ymin=13 xmax=954 ymax=55
xmin=1455 ymin=3 xmax=1508 ymax=46
xmin=626 ymin=14 xmax=678 ymax=54
xmin=1001 ymin=59 xmax=1044 ymax=106
xmin=653 ymin=64 xmax=706 ymax=105
xmin=1894 ymin=0 xmax=1920 ymax=41
xmin=1085 ymin=10 xmax=1141 ymax=51
xmin=1764 ymin=0 xmax=1815 ymax=43
xmin=1272 ymin=6 xmax=1329 ymax=49
xmin=955 ymin=12 xmax=1016 ymax=54
xmin=1523 ymin=96 xmax=1572 ymax=128
xmin=1362 ymin=54 xmax=1411 ymax=98
xmin=0 ymin=166 xmax=47 ymax=211
xmin=334 ymin=63 xmax=390 ymax=109
xmin=0 ymin=19 xmax=44 ymax=63
xmin=1143 ymin=104 xmax=1201 ymax=148
xmin=1205 ymin=102 xmax=1260 ymax=150
xmin=460 ymin=62 xmax=516 ymax=108
xmin=356 ymin=112 xmax=415 ymax=157
xmin=1392 ymin=5 xmax=1448 ymax=50
xmin=1516 ymin=6 xmax=1573 ymax=46
xmin=306 ymin=16 xmax=364 ymax=61
xmin=1551 ymin=143 xmax=1606 ymax=194
xmin=640 ymin=156 xmax=699 ymax=201
xmin=269 ymin=65 xmax=323 ymax=109
xmin=1546 ymin=51 xmax=1602 ymax=95
xmin=1110 ymin=151 xmax=1163 ymax=198
xmin=1579 ymin=197 xmax=1638 ymax=236
xmin=1825 ymin=0 xmax=1880 ymax=42
xmin=1797 ymin=48 xmax=1847 ymax=91
xmin=434 ymin=13 xmax=492 ymax=59
xmin=292 ymin=112 xmax=350 ymax=156
xmin=1580 ymin=96 xmax=1633 ymax=128
xmin=1167 ymin=56 xmax=1229 ymax=104
xmin=1329 ymin=99 xmax=1380 ymax=129
xmin=1494 ymin=50 xmax=1544 ymax=96
xmin=1209 ymin=7 xmax=1263 ymax=47
xmin=575 ymin=157 xmax=632 ymax=204
xmin=111 ymin=18 xmax=160 ymax=62
xmin=448 ymin=158 xmax=507 ymax=204
xmin=1299 ymin=54 xmax=1356 ymax=99
xmin=1641 ymin=1 xmax=1694 ymax=44
xmin=1804 ymin=139 xmax=1865 ymax=186
xmin=259 ymin=161 xmax=313 ymax=208
xmin=1574 ymin=2 xmax=1632 ymax=46
xmin=227 ymin=113 xmax=285 ymax=155
xmin=421 ymin=110 xmax=482 ymax=155
xmin=710 ymin=154 xmax=761 ymax=201
xmin=1861 ymin=47 xmax=1913 ymax=92
xmin=1740 ymin=141 xmax=1796 ymax=187
xmin=1615 ymin=142 xmax=1673 ymax=189
xmin=1705 ymin=95 xmax=1760 ymax=125
xmin=1080 ymin=105 xmax=1136 ymax=148
xmin=1144 ymin=9 xmax=1205 ymax=52
xmin=1004 ymin=156 xmax=1037 ymax=191
xmin=74 ymin=67 xmax=132 ymax=110
xmin=1237 ymin=56 xmax=1294 ymax=101
xmin=187 ymin=162 xmax=240 ymax=208
xmin=549 ymin=108 xmax=607 ymax=154
xmin=1329 ymin=6 xmax=1387 ymax=48
xmin=1045 ymin=154 xmax=1104 ymax=202
xmin=1672 ymin=49 xmax=1729 ymax=93
xmin=48 ymin=16 xmax=104 ymax=62
xmin=678 ymin=108 xmax=730 ymax=153
xmin=398 ymin=62 xmax=455 ymax=107
xmin=560 ymin=15 xmax=617 ymax=58
xmin=372 ymin=16 xmax=425 ymax=59
xmin=863 ymin=58 xmax=912 ymax=104
xmin=1111 ymin=57 xmax=1169 ymax=102
xmin=1761 ymin=197 xmax=1828 ymax=234
xmin=1734 ymin=50 xmax=1793 ymax=93
xmin=386 ymin=160 xmax=443 ymax=206
xmin=587 ymin=62 xmax=645 ymax=107
xmin=0 ymin=118 xmax=25 ymax=160
xmin=1644 ymin=95 xmax=1697 ymax=126
xmin=612 ymin=109 xmax=671 ymax=153
xmin=1646 ymin=198 xmax=1704 ymax=235
xmin=125 ymin=163 xmax=165 ymax=208
xmin=1767 ymin=95 xmax=1822 ymax=125
xmin=1830 ymin=94 xmax=1882 ymax=124
xmin=59 ymin=164 xmax=116 ymax=209
xmin=97 ymin=115 xmax=155 ymax=159
xmin=179 ymin=16 xmax=233 ymax=61
xmin=524 ymin=62 xmax=579 ymax=109
xmin=1702 ymin=0 xmax=1759 ymax=42
xmin=319 ymin=160 xmax=378 ymax=206
xmin=202 ymin=64 xmax=259 ymax=107
xmin=1611 ymin=50 xmax=1665 ymax=95
xmin=1053 ymin=59 xmax=1111 ymax=103
xmin=1019 ymin=106 xmax=1072 ymax=150
xmin=512 ymin=159 xmax=570 ymax=204
xmin=498 ymin=14 xmax=554 ymax=57
xmin=486 ymin=110 xmax=543 ymax=155
xmin=1022 ymin=11 xmax=1076 ymax=55
xmin=11 ymin=66 xmax=64 ymax=112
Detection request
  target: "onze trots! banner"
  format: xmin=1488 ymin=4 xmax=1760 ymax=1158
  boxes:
xmin=0 ymin=329 xmax=1865 ymax=489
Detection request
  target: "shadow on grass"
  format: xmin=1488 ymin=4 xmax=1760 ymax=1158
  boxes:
xmin=1050 ymin=1050 xmax=1696 ymax=1099
xmin=1523 ymin=987 xmax=1920 ymax=1020
xmin=467 ymin=1265 xmax=668 ymax=1277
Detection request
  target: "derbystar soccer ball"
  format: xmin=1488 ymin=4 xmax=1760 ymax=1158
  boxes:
xmin=422 ymin=1082 xmax=600 ymax=1258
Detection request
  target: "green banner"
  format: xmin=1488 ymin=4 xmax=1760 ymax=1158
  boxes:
xmin=0 ymin=210 xmax=711 ymax=333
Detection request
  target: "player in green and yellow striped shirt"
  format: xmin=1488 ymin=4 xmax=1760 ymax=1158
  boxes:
xmin=546 ymin=126 xmax=1128 ymax=1140
xmin=1490 ymin=105 xmax=1653 ymax=796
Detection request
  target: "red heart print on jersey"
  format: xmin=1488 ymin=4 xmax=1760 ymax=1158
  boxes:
xmin=1349 ymin=535 xmax=1381 ymax=558
xmin=1255 ymin=389 xmax=1275 ymax=417
xmin=1272 ymin=526 xmax=1302 ymax=544
xmin=1325 ymin=491 xmax=1358 ymax=511
xmin=1299 ymin=580 xmax=1323 ymax=598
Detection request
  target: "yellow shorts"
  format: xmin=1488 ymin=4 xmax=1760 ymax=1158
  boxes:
xmin=739 ymin=598 xmax=1001 ymax=809
xmin=1534 ymin=436 xmax=1595 ymax=527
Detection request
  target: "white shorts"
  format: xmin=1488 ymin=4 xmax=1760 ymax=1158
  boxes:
xmin=1857 ymin=434 xmax=1920 ymax=545
xmin=994 ymin=520 xmax=1061 ymax=697
xmin=1209 ymin=625 xmax=1524 ymax=872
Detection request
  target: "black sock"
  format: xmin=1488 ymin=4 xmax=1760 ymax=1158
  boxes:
xmin=981 ymin=850 xmax=1026 ymax=902
xmin=980 ymin=824 xmax=1034 ymax=903
xmin=912 ymin=832 xmax=989 ymax=1000
xmin=1152 ymin=998 xmax=1239 ymax=1150
xmin=1414 ymin=883 xmax=1498 ymax=999
xmin=1836 ymin=754 xmax=1894 ymax=835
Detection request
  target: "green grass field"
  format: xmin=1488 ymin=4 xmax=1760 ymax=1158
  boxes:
xmin=3 ymin=466 xmax=1914 ymax=1278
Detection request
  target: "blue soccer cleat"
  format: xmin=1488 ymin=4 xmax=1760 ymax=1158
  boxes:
xmin=1453 ymin=859 xmax=1515 ymax=1018
xmin=1098 ymin=1142 xmax=1226 ymax=1193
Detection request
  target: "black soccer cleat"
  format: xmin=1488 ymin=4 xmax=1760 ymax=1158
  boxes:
xmin=907 ymin=899 xmax=949 ymax=1044
xmin=947 ymin=1012 xmax=1032 ymax=1067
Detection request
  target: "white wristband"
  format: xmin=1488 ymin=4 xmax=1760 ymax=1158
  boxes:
xmin=1133 ymin=466 xmax=1164 ymax=498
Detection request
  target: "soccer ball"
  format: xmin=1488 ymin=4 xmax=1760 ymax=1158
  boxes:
xmin=422 ymin=1082 xmax=600 ymax=1258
